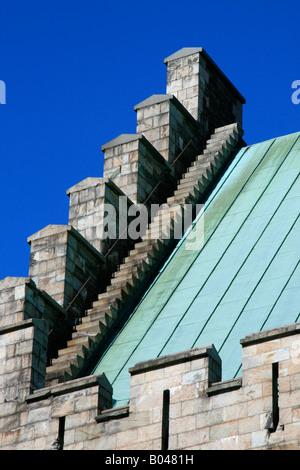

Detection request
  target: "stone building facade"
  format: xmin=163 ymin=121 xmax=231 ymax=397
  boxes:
xmin=0 ymin=48 xmax=299 ymax=451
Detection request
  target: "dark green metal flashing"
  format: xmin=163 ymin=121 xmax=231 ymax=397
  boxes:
xmin=93 ymin=132 xmax=300 ymax=406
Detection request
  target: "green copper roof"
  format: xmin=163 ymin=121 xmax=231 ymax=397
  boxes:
xmin=93 ymin=131 xmax=300 ymax=407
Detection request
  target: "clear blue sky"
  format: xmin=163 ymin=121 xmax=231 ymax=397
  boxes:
xmin=0 ymin=0 xmax=299 ymax=281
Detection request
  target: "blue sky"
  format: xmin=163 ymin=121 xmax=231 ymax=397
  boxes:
xmin=0 ymin=0 xmax=299 ymax=281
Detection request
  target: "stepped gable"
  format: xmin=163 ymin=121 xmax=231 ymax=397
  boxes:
xmin=34 ymin=46 xmax=244 ymax=386
xmin=45 ymin=123 xmax=244 ymax=385
xmin=0 ymin=47 xmax=247 ymax=387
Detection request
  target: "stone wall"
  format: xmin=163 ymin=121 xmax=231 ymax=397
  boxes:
xmin=1 ymin=321 xmax=299 ymax=450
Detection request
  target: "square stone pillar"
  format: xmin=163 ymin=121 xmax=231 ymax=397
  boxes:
xmin=0 ymin=276 xmax=73 ymax=363
xmin=67 ymin=177 xmax=135 ymax=266
xmin=0 ymin=318 xmax=49 ymax=407
xmin=27 ymin=225 xmax=106 ymax=320
xmin=102 ymin=133 xmax=175 ymax=206
xmin=134 ymin=94 xmax=204 ymax=179
xmin=164 ymin=47 xmax=246 ymax=140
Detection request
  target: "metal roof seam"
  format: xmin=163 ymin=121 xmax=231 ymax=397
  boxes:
xmin=259 ymin=258 xmax=300 ymax=331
